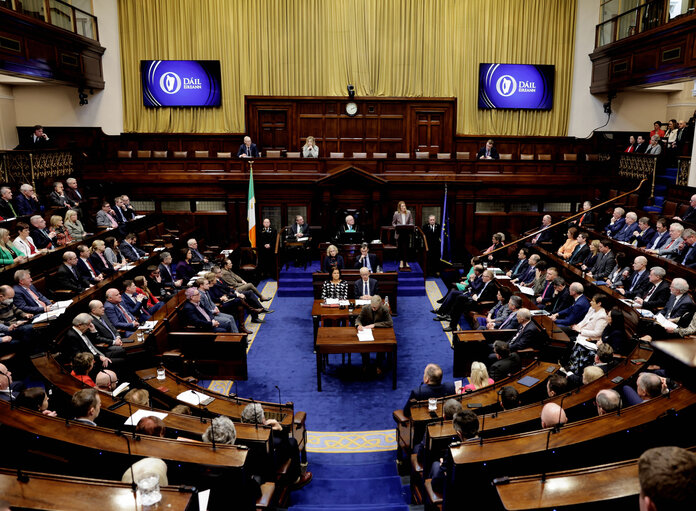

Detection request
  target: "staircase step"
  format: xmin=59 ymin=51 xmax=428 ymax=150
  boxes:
xmin=290 ymin=476 xmax=405 ymax=507
xmin=307 ymin=462 xmax=398 ymax=479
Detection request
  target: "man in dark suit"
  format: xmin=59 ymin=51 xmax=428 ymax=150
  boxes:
xmin=634 ymin=267 xmax=671 ymax=312
xmin=15 ymin=184 xmax=43 ymax=217
xmin=567 ymin=232 xmax=590 ymax=265
xmin=569 ymin=201 xmax=594 ymax=228
xmin=353 ymin=243 xmax=378 ymax=271
xmin=119 ymin=195 xmax=137 ymax=220
xmin=0 ymin=187 xmax=19 ymax=219
xmin=179 ymin=287 xmax=232 ymax=332
xmin=444 ymin=270 xmax=498 ymax=332
xmin=633 ymin=135 xmax=648 ymax=153
xmin=29 ymin=215 xmax=55 ymax=250
xmin=103 ymin=288 xmax=139 ymax=336
xmin=604 ymin=207 xmax=626 ymax=238
xmin=527 ymin=215 xmax=554 ymax=246
xmin=76 ymin=246 xmax=103 ymax=286
xmin=27 ymin=125 xmax=51 ymax=147
xmin=587 ymin=239 xmax=614 ymax=280
xmin=613 ymin=211 xmax=638 ymax=242
xmin=54 ymin=252 xmax=90 ymax=293
xmin=618 ymin=256 xmax=651 ymax=299
xmin=287 ymin=215 xmax=309 ymax=240
xmin=644 ymin=218 xmax=670 ymax=251
xmin=111 ymin=197 xmax=129 ymax=225
xmin=550 ymin=282 xmax=590 ymax=328
xmin=630 ymin=217 xmax=657 ymax=248
xmin=63 ymin=313 xmax=126 ymax=375
xmin=48 ymin=181 xmax=78 ymax=209
xmin=506 ymin=248 xmax=529 ymax=279
xmin=660 ymin=278 xmax=694 ymax=323
xmin=338 ymin=214 xmax=360 ymax=235
xmin=12 ymin=269 xmax=52 ymax=314
xmin=422 ymin=215 xmax=441 ymax=276
xmin=403 ymin=363 xmax=456 ymax=417
xmin=489 ymin=341 xmax=521 ymax=381
xmin=678 ymin=228 xmax=696 ymax=268
xmin=158 ymin=252 xmax=183 ymax=289
xmin=507 ymin=309 xmax=542 ymax=352
xmin=64 ymin=178 xmax=86 ymax=207
xmin=88 ymin=300 xmax=124 ymax=348
xmin=476 ymin=139 xmax=500 ymax=160
xmin=119 ymin=233 xmax=147 ymax=262
xmin=354 ymin=267 xmax=379 ymax=299
xmin=258 ymin=218 xmax=277 ymax=278
xmin=237 ymin=136 xmax=259 ymax=158
xmin=674 ymin=194 xmax=696 ymax=224
xmin=121 ymin=280 xmax=151 ymax=322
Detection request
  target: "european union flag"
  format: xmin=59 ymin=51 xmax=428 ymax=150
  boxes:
xmin=440 ymin=184 xmax=451 ymax=263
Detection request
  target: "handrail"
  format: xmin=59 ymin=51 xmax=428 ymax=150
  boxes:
xmin=482 ymin=179 xmax=647 ymax=258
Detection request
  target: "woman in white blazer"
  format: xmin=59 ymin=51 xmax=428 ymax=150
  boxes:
xmin=391 ymin=201 xmax=414 ymax=270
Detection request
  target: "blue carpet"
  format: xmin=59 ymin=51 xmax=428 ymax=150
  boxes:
xmin=229 ymin=293 xmax=453 ymax=431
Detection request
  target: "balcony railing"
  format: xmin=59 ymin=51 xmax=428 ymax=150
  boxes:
xmin=595 ymin=0 xmax=695 ymax=48
xmin=0 ymin=0 xmax=98 ymax=41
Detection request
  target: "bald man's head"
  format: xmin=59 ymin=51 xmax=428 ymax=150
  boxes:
xmin=541 ymin=402 xmax=567 ymax=429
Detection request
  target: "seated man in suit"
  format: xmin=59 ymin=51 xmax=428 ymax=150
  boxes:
xmin=218 ymin=260 xmax=271 ymax=304
xmin=429 ymin=410 xmax=480 ymax=495
xmin=506 ymin=308 xmax=542 ymax=353
xmin=29 ymin=215 xmax=56 ymax=250
xmin=196 ymin=278 xmax=238 ymax=332
xmin=237 ymin=136 xmax=259 ymax=158
xmin=638 ymin=446 xmax=696 ymax=511
xmin=443 ymin=270 xmax=498 ymax=332
xmin=48 ymin=181 xmax=78 ymax=209
xmin=187 ymin=238 xmax=212 ymax=270
xmin=403 ymin=363 xmax=456 ymax=417
xmin=586 ymin=240 xmax=614 ymax=280
xmin=54 ymin=251 xmax=90 ymax=294
xmin=630 ymin=217 xmax=657 ymax=248
xmin=146 ymin=265 xmax=173 ymax=299
xmin=354 ymin=267 xmax=379 ymax=300
xmin=569 ymin=200 xmax=593 ymax=227
xmin=489 ymin=341 xmax=521 ymax=381
xmin=673 ymin=193 xmax=696 ymax=223
xmin=646 ymin=222 xmax=684 ymax=261
xmin=644 ymin=278 xmax=695 ymax=340
xmin=64 ymin=313 xmax=126 ymax=377
xmin=158 ymin=252 xmax=183 ymax=289
xmin=76 ymin=245 xmax=104 ymax=285
xmin=286 ymin=215 xmax=310 ymax=266
xmin=180 ymin=287 xmax=236 ymax=333
xmin=356 ymin=294 xmax=393 ymax=373
xmin=0 ymin=186 xmax=18 ymax=219
xmin=353 ymin=242 xmax=378 ymax=271
xmin=535 ymin=267 xmax=559 ymax=308
xmin=64 ymin=178 xmax=86 ymax=207
xmin=119 ymin=195 xmax=137 ymax=220
xmin=95 ymin=201 xmax=120 ymax=229
xmin=616 ymin=255 xmax=650 ymax=298
xmin=15 ymin=183 xmax=43 ymax=217
xmin=506 ymin=248 xmax=529 ymax=279
xmin=604 ymin=207 xmax=626 ymax=238
xmin=0 ymin=362 xmax=22 ymax=402
xmin=338 ymin=214 xmax=360 ymax=236
xmin=621 ymin=372 xmax=664 ymax=407
xmin=596 ymin=389 xmax=622 ymax=415
xmin=549 ymin=282 xmax=590 ymax=328
xmin=104 ymin=288 xmax=139 ymax=336
xmin=488 ymin=294 xmax=521 ymax=330
xmin=546 ymin=373 xmax=568 ymax=398
xmin=12 ymin=269 xmax=52 ymax=314
xmin=677 ymin=228 xmax=696 ymax=268
xmin=540 ymin=402 xmax=568 ymax=429
xmin=121 ymin=280 xmax=152 ymax=322
xmin=119 ymin=233 xmax=147 ymax=262
xmin=613 ymin=211 xmax=639 ymax=242
xmin=548 ymin=277 xmax=574 ymax=315
xmin=88 ymin=300 xmax=124 ymax=349
xmin=633 ymin=267 xmax=671 ymax=311
xmin=526 ymin=215 xmax=554 ymax=247
xmin=499 ymin=386 xmax=520 ymax=410
xmin=476 ymin=139 xmax=499 ymax=160
xmin=0 ymin=285 xmax=34 ymax=349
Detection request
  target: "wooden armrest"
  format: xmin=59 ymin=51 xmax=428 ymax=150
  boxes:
xmin=256 ymin=482 xmax=275 ymax=509
xmin=393 ymin=409 xmax=409 ymax=425
xmin=294 ymin=410 xmax=307 ymax=428
xmin=410 ymin=453 xmax=423 ymax=474
xmin=276 ymin=457 xmax=293 ymax=478
xmin=424 ymin=479 xmax=443 ymax=505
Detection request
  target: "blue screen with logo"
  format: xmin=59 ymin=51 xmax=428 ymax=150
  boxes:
xmin=478 ymin=64 xmax=554 ymax=110
xmin=141 ymin=60 xmax=222 ymax=107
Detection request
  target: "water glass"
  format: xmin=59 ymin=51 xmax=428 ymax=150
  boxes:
xmin=156 ymin=367 xmax=166 ymax=380
xmin=137 ymin=473 xmax=162 ymax=506
xmin=428 ymin=398 xmax=437 ymax=411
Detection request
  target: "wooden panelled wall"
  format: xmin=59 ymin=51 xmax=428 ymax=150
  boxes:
xmin=244 ymin=96 xmax=456 ymax=155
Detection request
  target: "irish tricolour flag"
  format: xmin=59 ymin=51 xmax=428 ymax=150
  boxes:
xmin=247 ymin=169 xmax=256 ymax=247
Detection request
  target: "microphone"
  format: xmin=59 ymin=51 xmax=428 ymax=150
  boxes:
xmin=116 ymin=428 xmax=139 ymax=496
xmin=209 ymin=416 xmax=217 ymax=451
xmin=275 ymin=385 xmax=282 ymax=414
xmin=190 ymin=390 xmax=205 ymax=423
xmin=555 ymin=393 xmax=567 ymax=434
xmin=479 ymin=413 xmax=485 ymax=445
xmin=540 ymin=428 xmax=554 ymax=483
xmin=233 ymin=380 xmax=239 ymax=405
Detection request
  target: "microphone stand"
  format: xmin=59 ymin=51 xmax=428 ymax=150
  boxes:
xmin=191 ymin=390 xmax=205 ymax=424
xmin=233 ymin=380 xmax=239 ymax=405
xmin=540 ymin=428 xmax=554 ymax=483
xmin=116 ymin=428 xmax=139 ymax=508
xmin=209 ymin=415 xmax=216 ymax=451
xmin=479 ymin=414 xmax=485 ymax=445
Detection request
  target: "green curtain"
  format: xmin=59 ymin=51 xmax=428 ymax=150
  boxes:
xmin=119 ymin=0 xmax=576 ymax=135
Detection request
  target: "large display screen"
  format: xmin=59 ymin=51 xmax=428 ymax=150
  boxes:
xmin=478 ymin=63 xmax=554 ymax=110
xmin=141 ymin=60 xmax=222 ymax=107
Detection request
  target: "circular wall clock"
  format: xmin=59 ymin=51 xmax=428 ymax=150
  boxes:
xmin=346 ymin=102 xmax=358 ymax=116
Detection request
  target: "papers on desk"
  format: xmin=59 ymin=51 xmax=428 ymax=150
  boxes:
xmin=357 ymin=329 xmax=374 ymax=342
xmin=494 ymin=275 xmax=511 ymax=280
xmin=220 ymin=249 xmax=234 ymax=256
xmin=153 ymin=247 xmax=165 ymax=252
xmin=177 ymin=390 xmax=215 ymax=406
xmin=52 ymin=300 xmax=74 ymax=310
xmin=112 ymin=382 xmax=130 ymax=398
xmin=655 ymin=313 xmax=676 ymax=330
xmin=32 ymin=309 xmax=64 ymax=323
xmin=339 ymin=300 xmax=350 ymax=307
xmin=297 ymin=236 xmax=309 ymax=242
xmin=530 ymin=309 xmax=549 ymax=316
xmin=354 ymin=299 xmax=371 ymax=306
xmin=133 ymin=215 xmax=146 ymax=220
xmin=138 ymin=320 xmax=158 ymax=331
xmin=637 ymin=308 xmax=654 ymax=318
xmin=620 ymin=298 xmax=639 ymax=307
xmin=487 ymin=267 xmax=506 ymax=276
xmin=516 ymin=285 xmax=535 ymax=296
xmin=124 ymin=409 xmax=168 ymax=426
xmin=325 ymin=298 xmax=339 ymax=305
xmin=198 ymin=490 xmax=210 ymax=511
xmin=119 ymin=264 xmax=136 ymax=271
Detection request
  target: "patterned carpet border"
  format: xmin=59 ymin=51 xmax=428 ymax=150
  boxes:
xmin=306 ymin=429 xmax=397 ymax=453
xmin=425 ymin=279 xmax=452 ymax=347
xmin=245 ymin=281 xmax=277 ymax=353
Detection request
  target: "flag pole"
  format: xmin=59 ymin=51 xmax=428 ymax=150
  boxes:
xmin=247 ymin=161 xmax=256 ymax=248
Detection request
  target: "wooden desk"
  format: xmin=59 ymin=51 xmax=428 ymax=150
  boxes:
xmin=312 ymin=271 xmax=399 ymax=314
xmin=0 ymin=468 xmax=195 ymax=511
xmin=318 ymin=242 xmax=384 ymax=269
xmin=311 ymin=299 xmax=363 ymax=350
xmin=315 ymin=326 xmax=397 ymax=391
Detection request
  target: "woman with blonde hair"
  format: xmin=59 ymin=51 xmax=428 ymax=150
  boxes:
xmin=582 ymin=239 xmax=601 ymax=271
xmin=0 ymin=227 xmax=26 ymax=264
xmin=89 ymin=239 xmax=118 ymax=275
xmin=322 ymin=244 xmax=344 ymax=272
xmin=391 ymin=200 xmax=414 ymax=270
xmin=302 ymin=136 xmax=319 ymax=158
xmin=461 ymin=361 xmax=494 ymax=392
xmin=50 ymin=214 xmax=72 ymax=246
xmin=64 ymin=209 xmax=86 ymax=241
